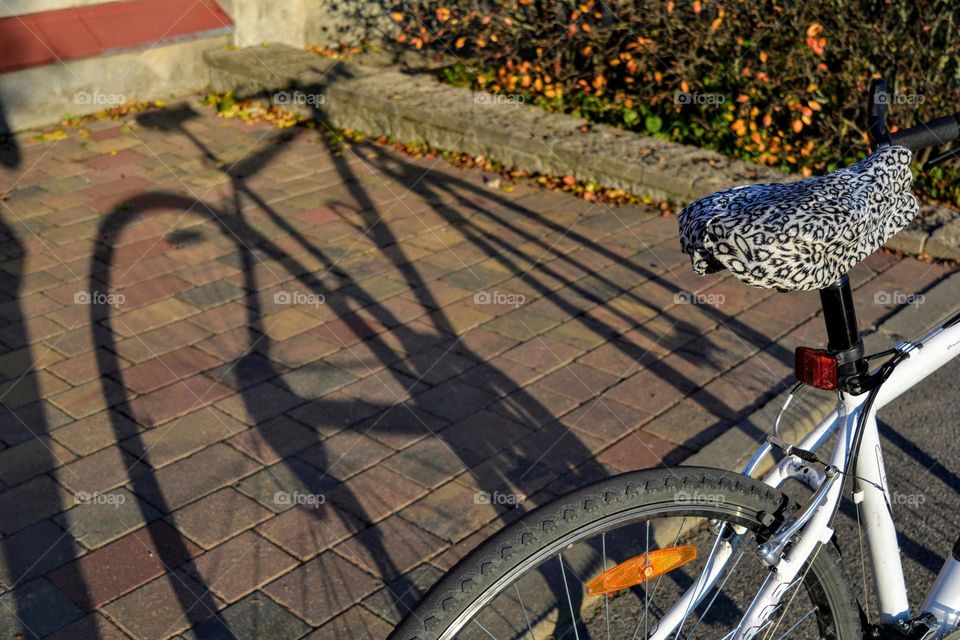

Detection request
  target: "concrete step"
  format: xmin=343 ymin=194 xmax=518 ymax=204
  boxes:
xmin=203 ymin=43 xmax=787 ymax=205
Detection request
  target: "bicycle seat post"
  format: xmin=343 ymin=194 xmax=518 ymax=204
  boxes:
xmin=819 ymin=274 xmax=868 ymax=388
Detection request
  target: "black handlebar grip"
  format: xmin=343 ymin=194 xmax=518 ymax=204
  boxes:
xmin=888 ymin=114 xmax=960 ymax=152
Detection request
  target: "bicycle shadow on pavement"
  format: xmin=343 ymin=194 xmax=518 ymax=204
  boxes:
xmin=0 ymin=114 xmax=112 ymax=635
xmin=78 ymin=93 xmax=822 ymax=637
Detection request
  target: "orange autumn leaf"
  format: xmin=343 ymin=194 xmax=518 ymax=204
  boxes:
xmin=562 ymin=175 xmax=576 ymax=185
xmin=791 ymin=119 xmax=804 ymax=133
xmin=455 ymin=36 xmax=467 ymax=48
xmin=436 ymin=7 xmax=451 ymax=21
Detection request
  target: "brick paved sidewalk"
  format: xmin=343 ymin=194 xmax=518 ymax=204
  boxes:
xmin=0 ymin=100 xmax=949 ymax=639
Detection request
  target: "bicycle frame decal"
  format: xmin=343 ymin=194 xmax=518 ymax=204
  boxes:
xmin=648 ymin=314 xmax=960 ymax=640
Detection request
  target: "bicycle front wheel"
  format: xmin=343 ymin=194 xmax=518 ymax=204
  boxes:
xmin=389 ymin=466 xmax=861 ymax=640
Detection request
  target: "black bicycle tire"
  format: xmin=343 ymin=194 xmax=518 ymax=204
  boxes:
xmin=388 ymin=466 xmax=861 ymax=640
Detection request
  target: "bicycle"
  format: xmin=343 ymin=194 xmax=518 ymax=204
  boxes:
xmin=388 ymin=78 xmax=960 ymax=640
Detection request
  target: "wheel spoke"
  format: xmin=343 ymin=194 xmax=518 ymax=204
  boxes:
xmin=774 ymin=607 xmax=817 ymax=640
xmin=763 ymin=544 xmax=824 ymax=640
xmin=685 ymin=534 xmax=751 ymax=640
xmin=412 ymin=476 xmax=854 ymax=640
xmin=558 ymin=552 xmax=581 ymax=640
xmin=514 ymin=583 xmax=536 ymax=640
xmin=674 ymin=527 xmax=727 ymax=639
xmin=631 ymin=516 xmax=687 ymax=640
xmin=474 ymin=620 xmax=499 ymax=639
xmin=602 ymin=531 xmax=610 ymax=640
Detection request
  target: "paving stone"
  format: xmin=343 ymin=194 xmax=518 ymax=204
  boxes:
xmin=104 ymin=570 xmax=222 ymax=640
xmin=414 ymin=381 xmax=496 ymax=423
xmin=538 ymin=361 xmax=620 ymax=402
xmin=121 ymin=407 xmax=246 ymax=469
xmin=207 ymin=352 xmax=288 ymax=391
xmin=170 ymin=488 xmax=272 ymax=549
xmin=0 ymin=435 xmax=76 ymax=485
xmin=136 ymin=443 xmax=261 ymax=512
xmin=354 ymin=403 xmax=447 ymax=450
xmin=124 ymin=374 xmax=234 ymax=427
xmin=0 ymin=519 xmax=82 ymax=588
xmin=50 ymin=378 xmax=126 ymax=419
xmin=559 ymin=397 xmax=649 ymax=445
xmin=114 ymin=320 xmax=212 ymax=363
xmin=227 ymin=415 xmax=318 ymax=465
xmin=186 ymin=531 xmax=298 ymax=604
xmin=51 ymin=410 xmax=140 ymax=456
xmin=501 ymin=336 xmax=582 ymax=372
xmin=596 ymin=430 xmax=690 ymax=472
xmin=44 ymin=613 xmax=130 ymax=640
xmin=491 ymin=382 xmax=581 ymax=426
xmin=399 ymin=480 xmax=500 ymax=544
xmin=214 ymin=381 xmax=305 ymax=424
xmin=264 ymin=331 xmax=340 ymax=368
xmin=237 ymin=458 xmax=339 ymax=514
xmin=175 ymin=280 xmax=246 ymax=309
xmin=112 ymin=298 xmax=198 ymax=337
xmin=55 ymin=487 xmax=162 ymax=550
xmin=196 ymin=327 xmax=260 ymax=362
xmin=441 ymin=410 xmax=532 ymax=467
xmin=303 ymin=604 xmax=393 ymax=639
xmin=48 ymin=521 xmax=202 ymax=609
xmin=0 ymin=578 xmax=83 ymax=639
xmin=391 ymin=345 xmax=477 ymax=385
xmin=0 ymin=474 xmax=75 ymax=534
xmin=7 ymin=98 xmax=938 ymax=635
xmin=334 ymin=514 xmax=445 ymax=582
xmin=361 ymin=562 xmax=442 ymax=626
xmin=642 ymin=400 xmax=729 ymax=451
xmin=341 ymin=369 xmax=426 ymax=406
xmin=58 ymin=444 xmax=149 ymax=496
xmin=327 ymin=465 xmax=428 ymax=525
xmin=275 ymin=360 xmax=358 ymax=399
xmin=382 ymin=437 xmax=468 ymax=489
xmin=257 ymin=504 xmax=366 ymax=561
xmin=297 ymin=430 xmax=393 ymax=481
xmin=263 ymin=551 xmax=381 ymax=626
xmin=181 ymin=591 xmax=311 ymax=640
xmin=46 ymin=347 xmax=121 ymax=386
xmin=603 ymin=370 xmax=686 ymax=416
xmin=118 ymin=346 xmax=221 ymax=394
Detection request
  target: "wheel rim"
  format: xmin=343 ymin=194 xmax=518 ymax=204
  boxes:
xmin=434 ymin=501 xmax=840 ymax=640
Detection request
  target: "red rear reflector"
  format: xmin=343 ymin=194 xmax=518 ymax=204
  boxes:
xmin=795 ymin=347 xmax=838 ymax=390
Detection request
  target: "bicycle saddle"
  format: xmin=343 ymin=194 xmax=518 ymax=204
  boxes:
xmin=678 ymin=146 xmax=917 ymax=291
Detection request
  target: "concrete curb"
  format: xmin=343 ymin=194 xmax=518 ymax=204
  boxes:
xmin=685 ymin=270 xmax=960 ymax=476
xmin=203 ymin=43 xmax=959 ymax=261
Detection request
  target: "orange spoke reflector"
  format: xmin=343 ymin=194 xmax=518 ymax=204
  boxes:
xmin=586 ymin=545 xmax=698 ymax=597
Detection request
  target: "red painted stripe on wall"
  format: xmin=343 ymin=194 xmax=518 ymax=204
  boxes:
xmin=0 ymin=0 xmax=233 ymax=73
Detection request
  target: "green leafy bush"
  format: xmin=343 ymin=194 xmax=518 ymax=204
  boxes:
xmin=391 ymin=0 xmax=960 ymax=206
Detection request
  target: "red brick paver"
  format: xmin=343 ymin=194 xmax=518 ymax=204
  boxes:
xmin=0 ymin=98 xmax=948 ymax=639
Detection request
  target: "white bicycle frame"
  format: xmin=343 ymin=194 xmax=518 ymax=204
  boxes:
xmin=650 ymin=310 xmax=960 ymax=639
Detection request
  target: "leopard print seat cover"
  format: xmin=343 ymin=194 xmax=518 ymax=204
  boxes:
xmin=678 ymin=146 xmax=917 ymax=291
